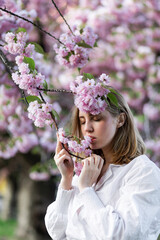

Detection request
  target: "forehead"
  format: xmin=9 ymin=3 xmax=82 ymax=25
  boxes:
xmin=79 ymin=110 xmax=108 ymax=118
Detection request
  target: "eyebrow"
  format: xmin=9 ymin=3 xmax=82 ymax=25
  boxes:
xmin=79 ymin=113 xmax=102 ymax=118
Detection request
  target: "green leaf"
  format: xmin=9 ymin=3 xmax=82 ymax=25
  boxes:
xmin=43 ymin=80 xmax=48 ymax=96
xmin=77 ymin=41 xmax=92 ymax=48
xmin=19 ymin=95 xmax=43 ymax=104
xmin=16 ymin=27 xmax=27 ymax=33
xmin=23 ymin=56 xmax=35 ymax=71
xmin=80 ymin=28 xmax=83 ymax=34
xmin=64 ymin=52 xmax=72 ymax=62
xmin=43 ymin=80 xmax=48 ymax=90
xmin=94 ymin=41 xmax=98 ymax=47
xmin=104 ymin=97 xmax=110 ymax=107
xmin=109 ymin=88 xmax=121 ymax=96
xmin=107 ymin=92 xmax=119 ymax=107
xmin=83 ymin=73 xmax=95 ymax=80
xmin=5 ymin=84 xmax=12 ymax=89
xmin=51 ymin=109 xmax=60 ymax=121
xmin=29 ymin=42 xmax=44 ymax=55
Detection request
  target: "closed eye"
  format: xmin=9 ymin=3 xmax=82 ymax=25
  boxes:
xmin=80 ymin=121 xmax=85 ymax=125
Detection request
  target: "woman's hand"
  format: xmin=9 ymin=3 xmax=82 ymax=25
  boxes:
xmin=54 ymin=135 xmax=74 ymax=190
xmin=78 ymin=154 xmax=104 ymax=192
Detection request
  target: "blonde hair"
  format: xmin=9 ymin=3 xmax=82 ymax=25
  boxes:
xmin=71 ymin=88 xmax=145 ymax=165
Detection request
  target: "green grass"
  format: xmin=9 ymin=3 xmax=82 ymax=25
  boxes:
xmin=0 ymin=219 xmax=17 ymax=238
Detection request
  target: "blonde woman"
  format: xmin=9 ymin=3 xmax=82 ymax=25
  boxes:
xmin=45 ymin=86 xmax=160 ymax=240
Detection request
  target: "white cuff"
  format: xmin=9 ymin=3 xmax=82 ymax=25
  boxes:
xmin=55 ymin=186 xmax=74 ymax=214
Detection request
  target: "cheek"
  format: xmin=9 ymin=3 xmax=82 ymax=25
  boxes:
xmin=80 ymin=126 xmax=85 ymax=136
xmin=99 ymin=120 xmax=117 ymax=138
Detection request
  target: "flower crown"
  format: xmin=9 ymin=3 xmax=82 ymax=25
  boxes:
xmin=70 ymin=73 xmax=119 ymax=115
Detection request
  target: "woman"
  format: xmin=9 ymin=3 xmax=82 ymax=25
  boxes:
xmin=45 ymin=88 xmax=160 ymax=240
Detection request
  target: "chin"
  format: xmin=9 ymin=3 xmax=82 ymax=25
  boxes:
xmin=90 ymin=144 xmax=102 ymax=150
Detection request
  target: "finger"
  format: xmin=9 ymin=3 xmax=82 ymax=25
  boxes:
xmin=57 ymin=154 xmax=72 ymax=165
xmin=56 ymin=149 xmax=68 ymax=160
xmin=98 ymin=157 xmax=104 ymax=170
xmin=90 ymin=155 xmax=95 ymax=166
xmin=94 ymin=156 xmax=101 ymax=167
xmin=83 ymin=158 xmax=89 ymax=168
xmin=55 ymin=136 xmax=63 ymax=155
xmin=64 ymin=143 xmax=69 ymax=151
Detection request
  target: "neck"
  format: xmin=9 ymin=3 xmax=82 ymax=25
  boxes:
xmin=96 ymin=148 xmax=112 ymax=182
xmin=102 ymin=146 xmax=113 ymax=165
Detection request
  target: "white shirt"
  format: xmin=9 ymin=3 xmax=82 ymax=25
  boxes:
xmin=45 ymin=155 xmax=160 ymax=240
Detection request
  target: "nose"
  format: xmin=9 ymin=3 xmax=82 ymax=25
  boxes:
xmin=84 ymin=120 xmax=94 ymax=133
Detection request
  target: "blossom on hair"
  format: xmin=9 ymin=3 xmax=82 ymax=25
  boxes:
xmin=70 ymin=73 xmax=111 ymax=115
xmin=54 ymin=25 xmax=98 ymax=69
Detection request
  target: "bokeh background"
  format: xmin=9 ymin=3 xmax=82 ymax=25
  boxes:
xmin=0 ymin=0 xmax=160 ymax=239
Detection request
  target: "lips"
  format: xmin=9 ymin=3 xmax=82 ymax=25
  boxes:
xmin=88 ymin=135 xmax=96 ymax=143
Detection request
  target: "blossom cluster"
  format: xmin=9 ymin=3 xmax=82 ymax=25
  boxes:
xmin=70 ymin=73 xmax=110 ymax=115
xmin=54 ymin=25 xmax=98 ymax=69
xmin=4 ymin=31 xmax=44 ymax=96
xmin=27 ymin=101 xmax=56 ymax=128
xmin=58 ymin=128 xmax=92 ymax=156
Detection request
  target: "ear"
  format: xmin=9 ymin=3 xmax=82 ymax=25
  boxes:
xmin=117 ymin=113 xmax=126 ymax=128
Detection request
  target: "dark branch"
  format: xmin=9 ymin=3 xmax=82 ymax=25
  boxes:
xmin=0 ymin=48 xmax=14 ymax=73
xmin=37 ymin=87 xmax=73 ymax=94
xmin=0 ymin=48 xmax=29 ymax=103
xmin=0 ymin=7 xmax=65 ymax=45
xmin=51 ymin=0 xmax=75 ymax=36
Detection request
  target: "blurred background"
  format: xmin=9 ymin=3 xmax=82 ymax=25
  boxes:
xmin=0 ymin=0 xmax=160 ymax=239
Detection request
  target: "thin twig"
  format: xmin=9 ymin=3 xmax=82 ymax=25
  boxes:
xmin=39 ymin=91 xmax=46 ymax=103
xmin=0 ymin=7 xmax=65 ymax=45
xmin=0 ymin=48 xmax=14 ymax=72
xmin=0 ymin=48 xmax=28 ymax=102
xmin=21 ymin=90 xmax=29 ymax=106
xmin=51 ymin=0 xmax=75 ymax=36
xmin=37 ymin=87 xmax=73 ymax=94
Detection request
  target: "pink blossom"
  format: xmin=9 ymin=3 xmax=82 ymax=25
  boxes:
xmin=99 ymin=73 xmax=110 ymax=85
xmin=15 ymin=55 xmax=24 ymax=65
xmin=74 ymin=161 xmax=83 ymax=176
xmin=52 ymin=102 xmax=61 ymax=114
xmin=27 ymin=101 xmax=40 ymax=115
xmin=19 ymin=63 xmax=30 ymax=74
xmin=4 ymin=32 xmax=15 ymax=43
xmin=0 ymin=0 xmax=5 ymax=6
xmin=54 ymin=24 xmax=98 ymax=69
xmin=143 ymin=103 xmax=160 ymax=121
xmin=58 ymin=128 xmax=92 ymax=156
xmin=12 ymin=72 xmax=21 ymax=85
xmin=29 ymin=172 xmax=50 ymax=181
xmin=16 ymin=31 xmax=27 ymax=43
xmin=25 ymin=43 xmax=35 ymax=56
xmin=71 ymin=73 xmax=110 ymax=115
xmin=34 ymin=118 xmax=45 ymax=128
xmin=16 ymin=133 xmax=38 ymax=153
xmin=42 ymin=103 xmax=53 ymax=113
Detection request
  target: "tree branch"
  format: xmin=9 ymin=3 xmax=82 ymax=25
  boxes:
xmin=37 ymin=87 xmax=73 ymax=94
xmin=0 ymin=48 xmax=14 ymax=73
xmin=0 ymin=7 xmax=65 ymax=45
xmin=51 ymin=0 xmax=75 ymax=36
xmin=0 ymin=48 xmax=29 ymax=105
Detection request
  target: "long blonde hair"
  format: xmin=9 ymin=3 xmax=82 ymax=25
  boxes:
xmin=71 ymin=88 xmax=145 ymax=165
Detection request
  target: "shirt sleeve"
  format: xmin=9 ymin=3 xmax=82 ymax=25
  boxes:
xmin=78 ymin=162 xmax=160 ymax=240
xmin=44 ymin=186 xmax=75 ymax=240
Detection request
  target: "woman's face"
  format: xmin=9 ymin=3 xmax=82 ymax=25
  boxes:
xmin=79 ymin=110 xmax=118 ymax=151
